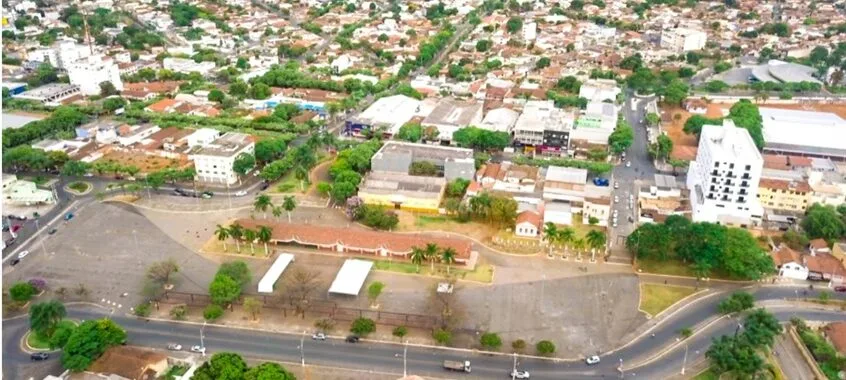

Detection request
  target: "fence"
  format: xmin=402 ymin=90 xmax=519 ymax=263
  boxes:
xmin=155 ymin=291 xmax=441 ymax=329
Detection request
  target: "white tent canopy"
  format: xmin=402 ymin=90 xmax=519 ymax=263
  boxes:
xmin=328 ymin=259 xmax=374 ymax=296
xmin=258 ymin=253 xmax=295 ymax=293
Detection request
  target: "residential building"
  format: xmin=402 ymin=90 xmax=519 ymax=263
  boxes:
xmin=2 ymin=175 xmax=55 ymax=205
xmin=370 ymin=141 xmax=475 ymax=181
xmin=771 ymin=245 xmax=811 ymax=281
xmin=163 ymin=57 xmax=216 ymax=75
xmin=186 ymin=128 xmax=222 ymax=148
xmin=83 ymin=346 xmax=168 ymax=380
xmin=757 ymin=177 xmax=811 ymax=214
xmin=686 ymin=120 xmax=764 ymax=227
xmin=822 ymin=322 xmax=846 ymax=355
xmin=522 ymin=21 xmax=537 ymax=41
xmin=475 ymin=162 xmax=539 ymax=193
xmin=638 ymin=174 xmax=691 ymax=224
xmin=357 ymin=171 xmax=446 ymax=213
xmin=759 ymin=108 xmax=846 ymax=161
xmin=345 ymin=95 xmax=421 ymax=136
xmin=66 ymin=55 xmax=124 ymax=96
xmin=540 ymin=165 xmax=612 ymax=225
xmin=27 ymin=40 xmax=91 ymax=70
xmin=515 ymin=210 xmax=541 ymax=237
xmin=583 ymin=188 xmax=612 ymax=227
xmin=660 ymin=27 xmax=707 ymax=52
xmin=808 ymin=171 xmax=846 ymax=207
xmin=578 ymin=79 xmax=621 ymax=103
xmin=13 ymin=83 xmax=80 ymax=105
xmin=512 ymin=100 xmax=574 ymax=154
xmin=420 ymin=98 xmax=483 ymax=142
xmin=189 ymin=132 xmax=255 ymax=185
xmin=479 ymin=108 xmax=519 ymax=133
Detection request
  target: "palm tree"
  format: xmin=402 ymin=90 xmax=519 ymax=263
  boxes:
xmin=29 ymin=300 xmax=67 ymax=337
xmin=229 ymin=222 xmax=244 ymax=253
xmin=573 ymin=238 xmax=585 ymax=260
xmin=543 ymin=222 xmax=559 ymax=256
xmin=586 ymin=230 xmax=606 ymax=262
xmin=254 ymin=194 xmax=272 ymax=219
xmin=215 ymin=224 xmax=230 ymax=252
xmin=441 ymin=247 xmax=457 ymax=274
xmin=558 ymin=227 xmax=575 ymax=257
xmin=257 ymin=225 xmax=273 ymax=255
xmin=410 ymin=246 xmax=426 ymax=272
xmin=283 ymin=196 xmax=297 ymax=223
xmin=244 ymin=228 xmax=257 ymax=254
xmin=424 ymin=243 xmax=439 ymax=273
xmin=272 ymin=205 xmax=283 ymax=221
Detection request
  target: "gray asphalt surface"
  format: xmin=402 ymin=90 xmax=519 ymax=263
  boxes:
xmin=5 ymin=287 xmax=843 ymax=379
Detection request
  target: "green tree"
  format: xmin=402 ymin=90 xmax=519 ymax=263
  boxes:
xmin=233 ymin=153 xmax=256 ymax=178
xmin=706 ymin=335 xmax=765 ymax=376
xmin=146 ymin=258 xmax=180 ymax=287
xmin=367 ymin=281 xmax=385 ymax=307
xmin=215 ymin=224 xmax=230 ymax=252
xmin=397 ymin=122 xmax=424 ymax=142
xmin=49 ymin=322 xmax=76 ymax=349
xmin=208 ymin=89 xmax=225 ymax=102
xmin=608 ymin=122 xmax=634 ymax=154
xmin=649 ymin=134 xmax=673 ymax=160
xmin=536 ymin=340 xmax=556 ymax=355
xmin=410 ymin=246 xmax=426 ymax=271
xmin=10 ymin=282 xmax=38 ymax=302
xmin=209 ymin=274 xmax=241 ymax=306
xmin=29 ymin=300 xmax=67 ymax=338
xmin=480 ymin=332 xmax=502 ymax=350
xmin=217 ymin=261 xmax=252 ymax=287
xmin=475 ymin=39 xmax=492 ymax=52
xmin=254 ymin=138 xmax=287 ymax=163
xmin=506 ymin=17 xmax=523 ymax=34
xmin=392 ymin=326 xmax=408 ymax=340
xmin=203 ymin=304 xmax=224 ymax=321
xmin=350 ymin=317 xmax=376 ymax=335
xmin=433 ymin=329 xmax=452 ymax=345
xmin=243 ymin=296 xmax=262 ymax=320
xmin=801 ymin=203 xmax=845 ymax=242
xmin=257 ymin=225 xmax=273 ymax=255
xmin=61 ymin=319 xmax=127 ymax=371
xmin=441 ymin=247 xmax=457 ymax=274
xmin=245 ymin=362 xmax=296 ymax=380
xmin=282 ymin=195 xmax=297 ymax=223
xmin=717 ymin=292 xmax=755 ymax=314
xmin=511 ymin=339 xmax=527 ymax=353
xmin=61 ymin=160 xmax=91 ymax=177
xmin=661 ymin=79 xmax=689 ymax=105
xmin=99 ymin=81 xmax=118 ymax=97
xmin=254 ymin=194 xmax=273 ymax=218
xmin=102 ymin=97 xmax=126 ymax=113
xmin=585 ymin=230 xmax=606 ymax=261
xmin=192 ymin=352 xmax=248 ymax=380
xmin=683 ymin=115 xmax=723 ymax=136
xmin=535 ymin=57 xmax=551 ymax=69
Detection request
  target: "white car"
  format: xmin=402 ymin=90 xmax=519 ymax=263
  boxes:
xmin=234 ymin=190 xmax=248 ymax=197
xmin=509 ymin=370 xmax=531 ymax=379
xmin=586 ymin=355 xmax=601 ymax=365
xmin=613 ymin=196 xmax=619 ymax=203
xmin=312 ymin=333 xmax=326 ymax=340
xmin=190 ymin=345 xmax=206 ymax=354
xmin=167 ymin=343 xmax=182 ymax=351
xmin=614 ymin=182 xmax=619 ymax=189
xmin=18 ymin=250 xmax=29 ymax=259
xmin=625 ymin=161 xmax=631 ymax=168
xmin=612 ymin=221 xmax=618 ymax=228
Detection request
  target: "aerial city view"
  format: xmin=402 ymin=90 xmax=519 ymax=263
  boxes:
xmin=2 ymin=0 xmax=846 ymax=378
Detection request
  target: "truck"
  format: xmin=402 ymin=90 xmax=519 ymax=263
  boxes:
xmin=443 ymin=360 xmax=471 ymax=373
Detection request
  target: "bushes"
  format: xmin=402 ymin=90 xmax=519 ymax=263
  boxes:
xmin=170 ymin=304 xmax=188 ymax=320
xmin=433 ymin=329 xmax=452 ymax=345
xmin=511 ymin=156 xmax=613 ymax=175
xmin=350 ymin=317 xmax=376 ymax=336
xmin=3 ymin=106 xmax=88 ymax=149
xmin=352 ymin=204 xmax=399 ymax=230
xmin=10 ymin=282 xmax=38 ymax=302
xmin=479 ymin=332 xmax=502 ymax=350
xmin=134 ymin=303 xmax=151 ymax=317
xmin=203 ymin=304 xmax=225 ymax=321
xmin=536 ymin=340 xmax=556 ymax=355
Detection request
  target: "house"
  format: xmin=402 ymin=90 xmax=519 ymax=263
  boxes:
xmin=771 ymin=245 xmax=810 ymax=280
xmin=515 ymin=210 xmax=541 ymax=237
xmin=475 ymin=162 xmax=538 ymax=193
xmin=822 ymin=322 xmax=846 ymax=354
xmin=346 ymin=95 xmax=421 ymax=136
xmin=578 ymin=79 xmax=621 ymax=103
xmin=809 ymin=239 xmax=831 ymax=256
xmin=682 ymin=99 xmax=708 ymax=114
xmin=420 ymin=98 xmax=484 ymax=142
xmin=81 ymin=346 xmax=168 ymax=380
xmin=638 ymin=174 xmax=691 ymax=224
xmin=188 ymin=132 xmax=255 ymax=185
xmin=2 ymin=175 xmax=55 ymax=205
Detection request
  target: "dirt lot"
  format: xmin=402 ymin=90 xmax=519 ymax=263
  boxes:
xmin=660 ymin=105 xmax=701 ymax=161
xmin=96 ymin=149 xmax=189 ymax=173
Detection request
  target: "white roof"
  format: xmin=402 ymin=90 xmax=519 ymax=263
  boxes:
xmin=328 ymin=259 xmax=374 ymax=296
xmin=357 ymin=95 xmax=421 ymax=132
xmin=699 ymin=120 xmax=762 ymax=162
xmin=258 ymin=253 xmax=295 ymax=293
xmin=759 ymin=107 xmax=846 ymax=153
xmin=545 ymin=165 xmax=588 ymax=184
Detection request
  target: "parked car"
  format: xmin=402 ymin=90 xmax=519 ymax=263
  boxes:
xmin=64 ymin=213 xmax=74 ymax=221
xmin=614 ymin=182 xmax=619 ymax=189
xmin=48 ymin=228 xmax=57 ymax=235
xmin=10 ymin=258 xmax=20 ymax=266
xmin=509 ymin=370 xmax=530 ymax=379
xmin=8 ymin=215 xmax=27 ymax=221
xmin=30 ymin=352 xmax=49 ymax=361
xmin=167 ymin=343 xmax=182 ymax=351
xmin=201 ymin=191 xmax=214 ymax=199
xmin=18 ymin=250 xmax=29 ymax=259
xmin=312 ymin=333 xmax=326 ymax=340
xmin=234 ymin=190 xmax=248 ymax=197
xmin=592 ymin=178 xmax=610 ymax=187
xmin=11 ymin=225 xmax=22 ymax=233
xmin=834 ymin=286 xmax=846 ymax=293
xmin=585 ymin=355 xmax=601 ymax=365
xmin=345 ymin=335 xmax=360 ymax=343
xmin=259 ymin=182 xmax=270 ymax=191
xmin=190 ymin=345 xmax=206 ymax=354
xmin=625 ymin=161 xmax=631 ymax=168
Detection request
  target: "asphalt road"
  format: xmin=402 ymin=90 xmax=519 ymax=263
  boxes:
xmin=5 ymin=287 xmax=843 ymax=379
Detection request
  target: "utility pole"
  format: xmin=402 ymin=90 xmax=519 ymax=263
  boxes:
xmin=300 ymin=330 xmax=306 ymax=367
xmin=512 ymin=353 xmax=517 ymax=380
xmin=200 ymin=321 xmax=206 ymax=357
xmin=681 ymin=344 xmax=688 ymax=375
xmin=619 ymin=358 xmax=624 ymax=379
xmin=403 ymin=340 xmax=408 ymax=377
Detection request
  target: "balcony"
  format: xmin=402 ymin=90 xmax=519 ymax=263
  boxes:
xmin=724 ymin=181 xmax=735 ymax=186
xmin=711 ymin=170 xmax=719 ymax=176
xmin=741 ymin=174 xmax=751 ymax=180
xmin=726 ymin=172 xmax=736 ymax=179
xmin=739 ymin=189 xmax=748 ymax=195
xmin=740 ymin=181 xmax=749 ymax=188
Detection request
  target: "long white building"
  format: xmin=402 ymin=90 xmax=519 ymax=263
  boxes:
xmin=686 ymin=120 xmax=764 ymax=227
xmin=189 ymin=132 xmax=255 ymax=185
xmin=660 ymin=28 xmax=707 ymax=53
xmin=66 ymin=55 xmax=123 ymax=96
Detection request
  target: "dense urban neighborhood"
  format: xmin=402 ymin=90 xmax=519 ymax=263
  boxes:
xmin=2 ymin=0 xmax=846 ymax=379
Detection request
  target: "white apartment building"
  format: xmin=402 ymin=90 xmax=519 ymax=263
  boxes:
xmin=686 ymin=120 xmax=764 ymax=227
xmin=578 ymin=79 xmax=621 ymax=103
xmin=66 ymin=55 xmax=123 ymax=95
xmin=660 ymin=28 xmax=707 ymax=53
xmin=189 ymin=132 xmax=255 ymax=185
xmin=28 ymin=40 xmax=91 ymax=70
xmin=522 ymin=22 xmax=537 ymax=41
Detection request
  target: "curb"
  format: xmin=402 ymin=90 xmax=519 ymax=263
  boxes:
xmin=636 ymin=272 xmax=756 ymax=285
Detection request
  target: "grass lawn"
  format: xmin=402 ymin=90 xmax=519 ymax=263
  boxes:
xmin=163 ymin=365 xmax=189 ymax=380
xmin=639 ymin=283 xmax=697 ymax=317
xmin=68 ymin=181 xmax=91 ymax=193
xmin=25 ymin=175 xmax=49 ymax=186
xmin=372 ymin=259 xmax=494 ymax=283
xmin=635 ymin=258 xmax=739 ymax=280
xmin=692 ymin=369 xmax=719 ymax=380
xmin=27 ymin=320 xmax=76 ymax=349
xmin=569 ymin=216 xmax=605 ymax=239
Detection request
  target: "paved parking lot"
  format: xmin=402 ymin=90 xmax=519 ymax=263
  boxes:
xmin=3 ymin=202 xmax=219 ymax=307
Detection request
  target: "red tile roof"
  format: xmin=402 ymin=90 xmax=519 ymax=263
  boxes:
xmin=236 ymin=220 xmax=472 ymax=259
xmin=823 ymin=322 xmax=846 ymax=354
xmin=516 ymin=210 xmax=541 ymax=229
xmin=772 ymin=245 xmax=801 ymax=266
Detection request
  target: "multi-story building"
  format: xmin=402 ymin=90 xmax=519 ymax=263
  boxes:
xmin=66 ymin=55 xmax=123 ymax=96
xmin=757 ymin=178 xmax=812 ymax=214
xmin=578 ymin=79 xmax=621 ymax=103
xmin=686 ymin=120 xmax=764 ymax=227
xmin=370 ymin=141 xmax=475 ymax=181
xmin=163 ymin=57 xmax=216 ymax=76
xmin=660 ymin=27 xmax=707 ymax=52
xmin=638 ymin=174 xmax=691 ymax=224
xmin=189 ymin=132 xmax=255 ymax=185
xmin=808 ymin=171 xmax=846 ymax=207
xmin=27 ymin=40 xmax=91 ymax=70
xmin=421 ymin=98 xmax=483 ymax=142
xmin=512 ymin=100 xmax=574 ymax=154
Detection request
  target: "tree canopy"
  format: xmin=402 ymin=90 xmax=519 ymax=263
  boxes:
xmin=452 ymin=127 xmax=510 ymax=151
xmin=62 ymin=319 xmax=127 ymax=371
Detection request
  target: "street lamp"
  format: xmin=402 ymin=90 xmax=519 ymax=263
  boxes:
xmin=300 ymin=329 xmax=306 ymax=367
xmin=403 ymin=340 xmax=408 ymax=377
xmin=511 ymin=353 xmax=518 ymax=380
xmin=618 ymin=358 xmax=624 ymax=379
xmin=681 ymin=344 xmax=688 ymax=375
xmin=200 ymin=321 xmax=207 ymax=357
